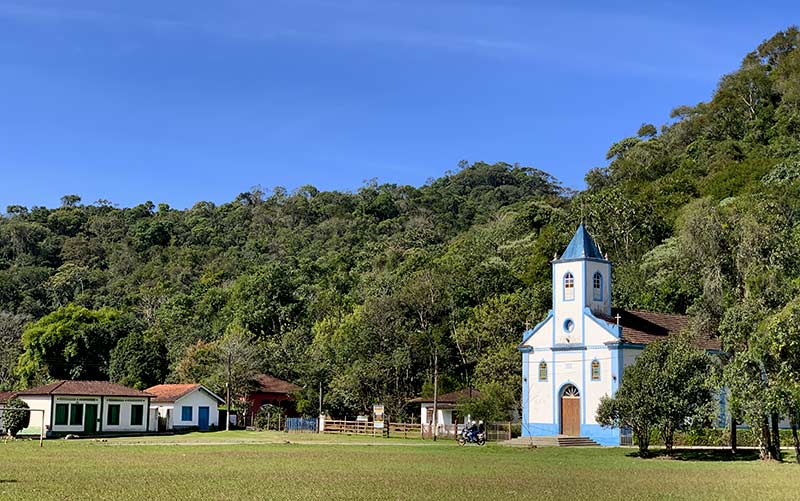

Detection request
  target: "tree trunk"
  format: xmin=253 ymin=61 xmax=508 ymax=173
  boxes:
xmin=637 ymin=426 xmax=650 ymax=457
xmin=663 ymin=424 xmax=674 ymax=457
xmin=770 ymin=412 xmax=782 ymax=462
xmin=730 ymin=417 xmax=737 ymax=454
xmin=791 ymin=419 xmax=800 ymax=465
xmin=759 ymin=416 xmax=771 ymax=461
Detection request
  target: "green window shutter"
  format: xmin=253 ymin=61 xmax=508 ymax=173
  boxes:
xmin=69 ymin=404 xmax=84 ymax=426
xmin=131 ymin=405 xmax=143 ymax=426
xmin=55 ymin=404 xmax=68 ymax=425
xmin=107 ymin=405 xmax=120 ymax=426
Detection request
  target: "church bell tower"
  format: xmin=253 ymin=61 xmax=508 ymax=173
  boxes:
xmin=551 ymin=224 xmax=612 ymax=345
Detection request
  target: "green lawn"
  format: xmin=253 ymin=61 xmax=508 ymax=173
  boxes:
xmin=0 ymin=432 xmax=797 ymax=500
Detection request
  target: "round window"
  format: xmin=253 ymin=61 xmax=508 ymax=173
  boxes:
xmin=564 ymin=319 xmax=575 ymax=333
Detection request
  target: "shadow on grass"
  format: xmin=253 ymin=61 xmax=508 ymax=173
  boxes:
xmin=0 ymin=480 xmax=17 ymax=483
xmin=625 ymin=449 xmax=763 ymax=461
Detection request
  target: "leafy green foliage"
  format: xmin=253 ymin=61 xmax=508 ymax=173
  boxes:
xmin=2 ymin=397 xmax=30 ymax=436
xmin=597 ymin=337 xmax=714 ymax=456
xmin=16 ymin=304 xmax=138 ymax=384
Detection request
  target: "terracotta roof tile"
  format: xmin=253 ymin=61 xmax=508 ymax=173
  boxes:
xmin=15 ymin=380 xmax=153 ymax=398
xmin=251 ymin=375 xmax=301 ymax=394
xmin=598 ymin=309 xmax=721 ymax=351
xmin=0 ymin=391 xmax=14 ymax=403
xmin=145 ymin=384 xmax=202 ymax=403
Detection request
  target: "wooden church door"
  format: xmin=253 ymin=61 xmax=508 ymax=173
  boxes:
xmin=560 ymin=385 xmax=580 ymax=436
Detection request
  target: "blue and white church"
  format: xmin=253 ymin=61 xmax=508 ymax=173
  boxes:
xmin=518 ymin=224 xmax=718 ymax=445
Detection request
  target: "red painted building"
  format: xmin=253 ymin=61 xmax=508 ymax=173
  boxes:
xmin=242 ymin=374 xmax=301 ymax=426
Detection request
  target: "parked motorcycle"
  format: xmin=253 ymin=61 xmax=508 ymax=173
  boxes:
xmin=457 ymin=427 xmax=486 ymax=446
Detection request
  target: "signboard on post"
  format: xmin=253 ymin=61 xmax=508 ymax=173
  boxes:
xmin=373 ymin=404 xmax=385 ymax=429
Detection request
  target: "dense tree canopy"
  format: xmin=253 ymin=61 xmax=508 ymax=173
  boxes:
xmin=1 ymin=28 xmax=800 ymax=450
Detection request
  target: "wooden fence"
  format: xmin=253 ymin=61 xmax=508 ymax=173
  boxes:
xmin=320 ymin=418 xmax=512 ymax=441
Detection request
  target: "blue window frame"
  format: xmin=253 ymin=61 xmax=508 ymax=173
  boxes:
xmin=592 ymin=272 xmax=603 ymax=301
xmin=563 ymin=272 xmax=575 ymax=301
xmin=181 ymin=406 xmax=193 ymax=422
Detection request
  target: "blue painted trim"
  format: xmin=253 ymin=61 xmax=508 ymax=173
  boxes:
xmin=552 ymin=257 xmax=610 ymax=265
xmin=521 ymin=351 xmax=529 ymax=433
xmin=581 ymin=350 xmax=586 ymax=424
xmin=584 ymin=308 xmax=621 ymax=338
xmin=518 ymin=310 xmax=553 ymax=348
xmin=551 ymin=344 xmax=586 ymax=351
xmin=521 ymin=423 xmax=559 ymax=437
xmin=580 ymin=424 xmax=620 ymax=446
xmin=556 ymin=381 xmax=579 ymax=434
xmin=609 ymin=344 xmax=622 ymax=395
xmin=551 ymin=350 xmax=556 ymax=425
xmin=583 ymin=260 xmax=588 ymax=310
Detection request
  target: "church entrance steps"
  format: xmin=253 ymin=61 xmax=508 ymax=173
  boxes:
xmin=500 ymin=435 xmax=601 ymax=447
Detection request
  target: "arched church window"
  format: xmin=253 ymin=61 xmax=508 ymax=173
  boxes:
xmin=591 ymin=359 xmax=600 ymax=381
xmin=563 ymin=272 xmax=574 ymax=301
xmin=593 ymin=272 xmax=603 ymax=301
xmin=538 ymin=361 xmax=547 ymax=381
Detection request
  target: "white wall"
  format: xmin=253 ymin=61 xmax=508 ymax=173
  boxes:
xmin=585 ymin=261 xmax=612 ymax=317
xmin=101 ymin=397 xmax=149 ymax=433
xmin=52 ymin=396 xmax=101 ymax=433
xmin=171 ymin=390 xmax=220 ymax=428
xmin=552 ymin=261 xmax=585 ymax=345
xmin=17 ymin=395 xmax=50 ymax=435
xmin=419 ymin=404 xmax=454 ymax=426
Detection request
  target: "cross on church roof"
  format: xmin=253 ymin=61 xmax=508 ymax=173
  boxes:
xmin=615 ymin=313 xmax=622 ymax=325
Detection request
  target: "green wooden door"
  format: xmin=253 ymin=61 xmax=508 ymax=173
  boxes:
xmin=84 ymin=404 xmax=98 ymax=434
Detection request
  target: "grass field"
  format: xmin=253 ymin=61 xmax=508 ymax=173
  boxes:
xmin=0 ymin=431 xmax=797 ymax=500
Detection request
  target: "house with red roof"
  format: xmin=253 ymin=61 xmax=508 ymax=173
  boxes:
xmin=13 ymin=380 xmax=154 ymax=436
xmin=242 ymin=374 xmax=301 ymax=426
xmin=518 ymin=225 xmax=721 ymax=446
xmin=146 ymin=384 xmax=224 ymax=431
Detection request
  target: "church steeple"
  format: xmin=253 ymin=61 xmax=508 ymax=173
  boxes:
xmin=551 ymin=226 xmax=612 ymax=342
xmin=556 ymin=224 xmax=604 ymax=261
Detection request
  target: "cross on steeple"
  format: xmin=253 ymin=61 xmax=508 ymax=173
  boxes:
xmin=615 ymin=313 xmax=622 ymax=325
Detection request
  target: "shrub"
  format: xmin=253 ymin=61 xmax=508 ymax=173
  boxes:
xmin=2 ymin=398 xmax=30 ymax=437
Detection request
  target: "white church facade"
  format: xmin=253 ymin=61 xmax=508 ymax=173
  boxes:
xmin=518 ymin=224 xmax=719 ymax=445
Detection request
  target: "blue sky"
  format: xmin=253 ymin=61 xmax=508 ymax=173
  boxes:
xmin=0 ymin=1 xmax=795 ymax=209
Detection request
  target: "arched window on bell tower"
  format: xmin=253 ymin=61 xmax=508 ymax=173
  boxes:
xmin=592 ymin=272 xmax=603 ymax=301
xmin=563 ymin=272 xmax=574 ymax=301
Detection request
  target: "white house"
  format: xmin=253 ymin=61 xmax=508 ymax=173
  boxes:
xmin=146 ymin=384 xmax=223 ymax=431
xmin=518 ymin=225 xmax=720 ymax=445
xmin=14 ymin=380 xmax=153 ymax=436
xmin=410 ymin=388 xmax=481 ymax=436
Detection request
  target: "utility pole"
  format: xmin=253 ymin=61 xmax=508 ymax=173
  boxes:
xmin=318 ymin=380 xmax=323 ymax=415
xmin=432 ymin=349 xmax=438 ymax=442
xmin=226 ymin=351 xmax=232 ymax=431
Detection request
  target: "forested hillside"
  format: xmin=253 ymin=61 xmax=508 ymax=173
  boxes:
xmin=2 ymin=27 xmax=799 ymax=423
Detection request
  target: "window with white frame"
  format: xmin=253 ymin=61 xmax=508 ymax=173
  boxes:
xmin=564 ymin=272 xmax=575 ymax=301
xmin=593 ymin=272 xmax=603 ymax=301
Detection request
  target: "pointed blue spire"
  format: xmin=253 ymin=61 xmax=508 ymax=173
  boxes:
xmin=558 ymin=224 xmax=605 ymax=261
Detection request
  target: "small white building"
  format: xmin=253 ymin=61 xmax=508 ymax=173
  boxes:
xmin=146 ymin=384 xmax=223 ymax=431
xmin=410 ymin=388 xmax=481 ymax=437
xmin=14 ymin=380 xmax=153 ymax=436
